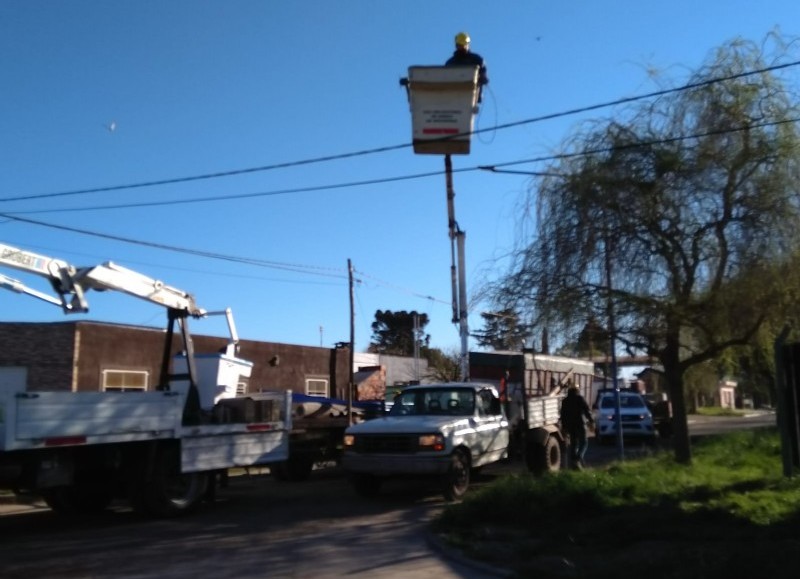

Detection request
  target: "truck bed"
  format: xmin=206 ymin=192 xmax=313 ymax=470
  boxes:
xmin=525 ymin=395 xmax=562 ymax=429
xmin=0 ymin=390 xmax=292 ymax=461
xmin=1 ymin=390 xmax=184 ymax=450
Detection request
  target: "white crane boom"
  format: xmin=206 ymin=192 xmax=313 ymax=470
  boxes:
xmin=75 ymin=261 xmax=204 ymax=317
xmin=0 ymin=242 xmax=202 ymax=317
xmin=0 ymin=243 xmax=87 ymax=313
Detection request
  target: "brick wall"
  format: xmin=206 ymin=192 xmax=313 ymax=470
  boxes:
xmin=0 ymin=321 xmax=350 ymax=396
xmin=0 ymin=322 xmax=76 ymax=391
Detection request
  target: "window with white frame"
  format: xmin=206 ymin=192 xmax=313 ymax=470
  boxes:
xmin=305 ymin=378 xmax=328 ymax=397
xmin=102 ymin=369 xmax=148 ymax=392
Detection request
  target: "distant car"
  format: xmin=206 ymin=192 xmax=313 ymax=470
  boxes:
xmin=594 ymin=391 xmax=656 ymax=445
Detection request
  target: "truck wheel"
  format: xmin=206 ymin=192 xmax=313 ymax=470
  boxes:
xmin=272 ymin=456 xmax=314 ymax=482
xmin=350 ymin=473 xmax=382 ymax=498
xmin=142 ymin=445 xmax=208 ymax=517
xmin=526 ymin=435 xmax=561 ymax=475
xmin=442 ymin=451 xmax=470 ymax=501
xmin=41 ymin=483 xmax=113 ymax=515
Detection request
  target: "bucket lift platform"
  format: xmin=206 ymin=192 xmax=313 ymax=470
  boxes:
xmin=402 ymin=65 xmax=480 ymax=155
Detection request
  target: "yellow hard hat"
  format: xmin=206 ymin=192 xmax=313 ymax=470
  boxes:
xmin=455 ymin=32 xmax=470 ymax=47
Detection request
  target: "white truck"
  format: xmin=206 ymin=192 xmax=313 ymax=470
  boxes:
xmin=341 ymin=381 xmax=564 ymax=501
xmin=0 ymin=242 xmax=291 ymax=517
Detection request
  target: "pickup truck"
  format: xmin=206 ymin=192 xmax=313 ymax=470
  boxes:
xmin=342 ymin=382 xmax=565 ymax=501
xmin=342 ymin=383 xmax=507 ymax=500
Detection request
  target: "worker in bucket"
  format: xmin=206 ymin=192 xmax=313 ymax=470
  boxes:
xmin=445 ymin=31 xmax=489 ymax=91
xmin=560 ymin=384 xmax=594 ymax=470
xmin=445 ymin=32 xmax=488 ymax=83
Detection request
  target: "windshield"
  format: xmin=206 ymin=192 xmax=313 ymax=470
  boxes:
xmin=388 ymin=388 xmax=475 ymax=417
xmin=600 ymin=393 xmax=647 ymax=410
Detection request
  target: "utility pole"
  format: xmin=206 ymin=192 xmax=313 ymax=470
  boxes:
xmin=413 ymin=312 xmax=421 ymax=382
xmin=348 ymin=258 xmax=355 ymax=425
xmin=445 ymin=154 xmax=470 ymax=381
xmin=603 ymin=228 xmax=624 ymax=461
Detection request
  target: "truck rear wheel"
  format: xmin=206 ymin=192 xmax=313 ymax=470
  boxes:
xmin=41 ymin=483 xmax=114 ymax=515
xmin=526 ymin=435 xmax=561 ymax=475
xmin=139 ymin=445 xmax=208 ymax=517
xmin=442 ymin=451 xmax=470 ymax=501
xmin=272 ymin=456 xmax=314 ymax=482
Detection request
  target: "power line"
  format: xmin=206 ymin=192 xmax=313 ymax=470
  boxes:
xmin=0 ymin=142 xmax=412 ymax=203
xmin=479 ymin=116 xmax=800 ymax=172
xmin=355 ymin=269 xmax=451 ymax=306
xmin=6 ymin=168 xmax=453 ymax=214
xmin=2 ymin=58 xmax=797 ymax=205
xmin=1 ymin=238 xmax=344 ymax=287
xmin=0 ymin=214 xmax=455 ymax=307
xmin=0 ymin=211 xmax=457 ymax=304
xmin=0 ymin=212 xmax=348 ymax=280
xmin=8 ymin=116 xmax=799 ymax=215
xmin=482 ymin=59 xmax=800 ymax=138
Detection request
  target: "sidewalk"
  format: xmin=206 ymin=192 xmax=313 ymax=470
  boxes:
xmin=0 ymin=490 xmax=47 ymax=515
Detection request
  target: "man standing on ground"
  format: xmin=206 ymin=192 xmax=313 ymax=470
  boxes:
xmin=560 ymin=385 xmax=594 ymax=469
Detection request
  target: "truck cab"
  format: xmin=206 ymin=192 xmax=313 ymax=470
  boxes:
xmin=342 ymin=382 xmax=509 ymax=501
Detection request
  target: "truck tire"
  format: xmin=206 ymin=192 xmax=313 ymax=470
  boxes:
xmin=526 ymin=435 xmax=561 ymax=475
xmin=141 ymin=445 xmax=208 ymax=517
xmin=41 ymin=483 xmax=114 ymax=515
xmin=442 ymin=451 xmax=470 ymax=501
xmin=272 ymin=456 xmax=314 ymax=482
xmin=349 ymin=473 xmax=382 ymax=498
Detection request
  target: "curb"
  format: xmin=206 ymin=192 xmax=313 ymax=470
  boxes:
xmin=425 ymin=531 xmax=513 ymax=578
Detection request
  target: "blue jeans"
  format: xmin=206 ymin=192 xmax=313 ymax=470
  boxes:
xmin=567 ymin=427 xmax=588 ymax=466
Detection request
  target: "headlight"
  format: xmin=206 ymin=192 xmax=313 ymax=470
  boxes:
xmin=418 ymin=434 xmax=445 ymax=451
xmin=343 ymin=434 xmax=355 ymax=447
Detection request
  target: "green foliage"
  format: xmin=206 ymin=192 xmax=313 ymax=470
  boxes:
xmin=437 ymin=429 xmax=797 ymax=536
xmin=367 ymin=310 xmax=429 ymax=356
xmin=471 ymin=308 xmax=531 ymax=351
xmin=490 ymin=33 xmax=800 ymax=465
xmin=434 ymin=428 xmax=800 ymax=576
xmin=695 ymin=406 xmax=744 ymax=417
xmin=423 ymin=347 xmax=460 ymax=382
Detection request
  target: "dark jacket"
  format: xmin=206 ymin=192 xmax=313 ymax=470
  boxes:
xmin=560 ymin=389 xmax=592 ymax=431
xmin=445 ymin=49 xmax=488 ymax=86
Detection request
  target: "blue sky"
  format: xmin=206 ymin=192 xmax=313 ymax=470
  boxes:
xmin=1 ymin=1 xmax=798 ymax=353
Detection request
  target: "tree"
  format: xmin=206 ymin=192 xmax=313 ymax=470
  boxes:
xmin=472 ymin=308 xmax=531 ymax=351
xmin=424 ymin=347 xmax=461 ymax=382
xmin=492 ymin=35 xmax=800 ymax=464
xmin=368 ymin=310 xmax=430 ymax=356
xmin=575 ymin=317 xmax=610 ymax=359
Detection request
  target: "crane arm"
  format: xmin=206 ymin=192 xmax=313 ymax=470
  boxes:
xmin=0 ymin=242 xmax=88 ymax=313
xmin=74 ymin=261 xmax=204 ymax=317
xmin=0 ymin=242 xmax=203 ymax=317
xmin=0 ymin=273 xmax=66 ymax=308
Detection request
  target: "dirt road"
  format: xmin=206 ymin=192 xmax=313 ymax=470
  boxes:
xmin=0 ymin=467 xmax=506 ymax=579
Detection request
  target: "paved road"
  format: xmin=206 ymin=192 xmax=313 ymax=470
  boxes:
xmin=0 ymin=467 xmax=505 ymax=579
xmin=0 ymin=411 xmax=777 ymax=578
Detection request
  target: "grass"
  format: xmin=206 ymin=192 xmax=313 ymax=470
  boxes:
xmin=694 ymin=406 xmax=745 ymax=417
xmin=433 ymin=427 xmax=800 ymax=578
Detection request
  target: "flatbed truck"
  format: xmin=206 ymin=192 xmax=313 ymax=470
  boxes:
xmin=0 ymin=242 xmax=291 ymax=516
